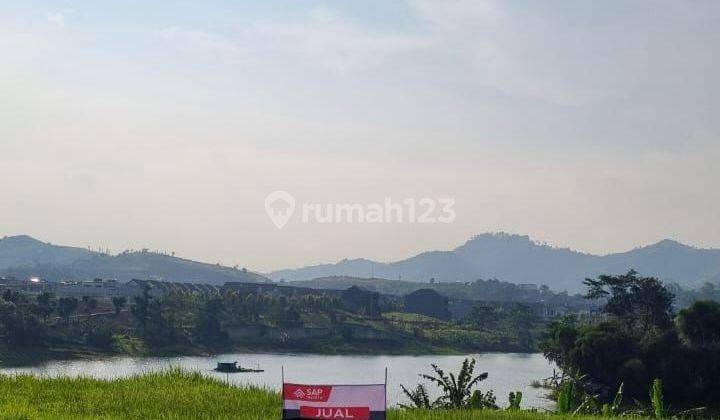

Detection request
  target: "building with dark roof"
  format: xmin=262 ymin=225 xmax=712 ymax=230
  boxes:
xmin=403 ymin=288 xmax=450 ymax=321
xmin=341 ymin=285 xmax=381 ymax=318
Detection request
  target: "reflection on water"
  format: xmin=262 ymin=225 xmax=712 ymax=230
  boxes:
xmin=0 ymin=353 xmax=555 ymax=409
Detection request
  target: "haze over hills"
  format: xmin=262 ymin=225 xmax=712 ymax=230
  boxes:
xmin=4 ymin=233 xmax=720 ymax=293
xmin=0 ymin=235 xmax=269 ymax=285
xmin=268 ymin=233 xmax=720 ymax=293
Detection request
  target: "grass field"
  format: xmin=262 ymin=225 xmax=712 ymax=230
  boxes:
xmin=0 ymin=369 xmax=624 ymax=419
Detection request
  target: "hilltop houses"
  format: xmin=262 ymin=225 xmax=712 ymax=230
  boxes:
xmin=55 ymin=278 xmax=126 ymax=298
xmin=125 ymin=279 xmax=220 ymax=298
xmin=222 ymin=282 xmax=381 ymax=318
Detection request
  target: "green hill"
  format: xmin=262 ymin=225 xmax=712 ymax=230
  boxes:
xmin=0 ymin=235 xmax=269 ymax=285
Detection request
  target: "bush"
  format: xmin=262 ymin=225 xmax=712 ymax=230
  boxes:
xmin=84 ymin=322 xmax=116 ymax=350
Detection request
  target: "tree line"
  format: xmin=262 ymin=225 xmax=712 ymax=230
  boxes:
xmin=541 ymin=270 xmax=720 ymax=411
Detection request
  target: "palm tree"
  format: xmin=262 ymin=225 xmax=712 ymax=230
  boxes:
xmin=420 ymin=358 xmax=490 ymax=409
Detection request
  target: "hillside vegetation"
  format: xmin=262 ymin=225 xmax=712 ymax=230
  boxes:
xmin=293 ymin=276 xmax=589 ymax=308
xmin=0 ymin=284 xmax=543 ymax=363
xmin=0 ymin=235 xmax=268 ymax=285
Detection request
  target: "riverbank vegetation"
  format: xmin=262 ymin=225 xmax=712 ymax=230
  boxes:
xmin=399 ymin=357 xmax=709 ymax=418
xmin=0 ymin=285 xmax=544 ymax=364
xmin=541 ymin=271 xmax=720 ymax=412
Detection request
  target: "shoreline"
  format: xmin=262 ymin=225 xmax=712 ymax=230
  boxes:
xmin=0 ymin=345 xmax=540 ymax=368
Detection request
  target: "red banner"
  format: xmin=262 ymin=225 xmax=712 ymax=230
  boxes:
xmin=282 ymin=382 xmax=386 ymax=420
xmin=300 ymin=406 xmax=370 ymax=419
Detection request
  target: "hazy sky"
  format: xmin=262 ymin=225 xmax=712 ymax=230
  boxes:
xmin=2 ymin=1 xmax=719 ymax=272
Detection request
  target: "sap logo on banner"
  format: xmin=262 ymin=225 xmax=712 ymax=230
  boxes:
xmin=299 ymin=406 xmax=370 ymax=419
xmin=284 ymin=385 xmax=332 ymax=402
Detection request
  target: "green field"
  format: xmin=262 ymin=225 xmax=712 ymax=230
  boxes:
xmin=0 ymin=369 xmax=629 ymax=420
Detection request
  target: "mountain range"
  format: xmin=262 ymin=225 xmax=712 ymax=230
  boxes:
xmin=268 ymin=233 xmax=720 ymax=293
xmin=3 ymin=233 xmax=720 ymax=293
xmin=0 ymin=235 xmax=269 ymax=285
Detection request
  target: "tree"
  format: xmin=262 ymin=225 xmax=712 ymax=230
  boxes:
xmin=540 ymin=315 xmax=579 ymax=371
xmin=541 ymin=271 xmax=720 ymax=407
xmin=0 ymin=304 xmax=46 ymax=346
xmin=82 ymin=296 xmax=97 ymax=315
xmin=130 ymin=285 xmax=152 ymax=328
xmin=83 ymin=321 xmax=116 ymax=350
xmin=2 ymin=289 xmax=21 ymax=304
xmin=36 ymin=292 xmax=56 ymax=321
xmin=583 ymin=270 xmax=675 ymax=329
xmin=161 ymin=291 xmax=192 ymax=342
xmin=467 ymin=305 xmax=499 ymax=332
xmin=112 ymin=297 xmax=127 ymax=315
xmin=57 ymin=297 xmax=79 ymax=324
xmin=677 ymin=300 xmax=720 ymax=347
xmin=196 ymin=296 xmax=227 ymax=346
xmin=509 ymin=303 xmax=536 ymax=349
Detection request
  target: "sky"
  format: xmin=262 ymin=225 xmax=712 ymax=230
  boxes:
xmin=1 ymin=0 xmax=719 ymax=272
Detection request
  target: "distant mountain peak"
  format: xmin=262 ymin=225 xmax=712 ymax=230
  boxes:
xmin=469 ymin=232 xmax=530 ymax=241
xmin=455 ymin=232 xmax=541 ymax=253
xmin=268 ymin=232 xmax=720 ymax=292
xmin=622 ymin=239 xmax=695 ymax=255
xmin=339 ymin=257 xmax=374 ymax=264
xmin=1 ymin=235 xmax=43 ymax=244
xmin=652 ymin=239 xmax=688 ymax=248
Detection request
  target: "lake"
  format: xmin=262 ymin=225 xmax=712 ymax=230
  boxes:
xmin=0 ymin=353 xmax=555 ymax=409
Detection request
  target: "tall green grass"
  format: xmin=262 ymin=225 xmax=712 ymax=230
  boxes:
xmin=389 ymin=411 xmax=619 ymax=420
xmin=0 ymin=369 xmax=635 ymax=419
xmin=0 ymin=368 xmax=279 ymax=419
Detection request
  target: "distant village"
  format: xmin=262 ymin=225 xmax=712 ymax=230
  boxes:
xmin=0 ymin=275 xmax=594 ymax=322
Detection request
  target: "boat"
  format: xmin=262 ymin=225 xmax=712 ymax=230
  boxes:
xmin=214 ymin=361 xmax=264 ymax=373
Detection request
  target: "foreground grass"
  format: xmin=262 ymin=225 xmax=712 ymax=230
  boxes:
xmin=0 ymin=369 xmax=623 ymax=419
xmin=390 ymin=412 xmax=620 ymax=420
xmin=0 ymin=369 xmax=278 ymax=419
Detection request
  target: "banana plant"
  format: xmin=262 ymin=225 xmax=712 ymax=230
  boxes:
xmin=420 ymin=358 xmax=490 ymax=409
xmin=399 ymin=384 xmax=437 ymax=409
xmin=507 ymin=391 xmax=522 ymax=411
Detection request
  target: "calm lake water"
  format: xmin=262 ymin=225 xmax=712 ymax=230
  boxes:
xmin=0 ymin=353 xmax=555 ymax=409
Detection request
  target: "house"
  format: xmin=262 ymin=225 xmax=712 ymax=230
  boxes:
xmin=0 ymin=276 xmax=50 ymax=294
xmin=223 ymin=282 xmax=381 ymax=317
xmin=403 ymin=289 xmax=450 ymax=321
xmin=222 ymin=282 xmax=330 ymax=298
xmin=124 ymin=279 xmax=220 ymax=298
xmin=340 ymin=286 xmax=381 ymax=318
xmin=55 ymin=278 xmax=124 ymax=298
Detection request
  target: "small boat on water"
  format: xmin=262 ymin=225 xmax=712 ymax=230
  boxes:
xmin=214 ymin=361 xmax=264 ymax=373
